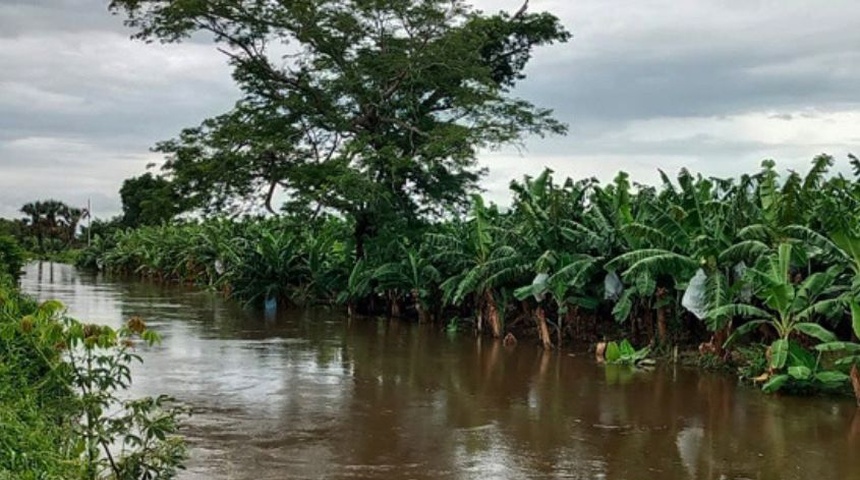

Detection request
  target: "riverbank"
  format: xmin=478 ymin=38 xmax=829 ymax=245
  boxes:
xmin=0 ymin=262 xmax=187 ymax=478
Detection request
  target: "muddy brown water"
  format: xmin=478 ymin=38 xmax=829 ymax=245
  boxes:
xmin=21 ymin=262 xmax=860 ymax=479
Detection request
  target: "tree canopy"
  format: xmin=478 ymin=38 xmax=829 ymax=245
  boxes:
xmin=109 ymin=0 xmax=570 ymax=256
xmin=120 ymin=172 xmax=184 ymax=227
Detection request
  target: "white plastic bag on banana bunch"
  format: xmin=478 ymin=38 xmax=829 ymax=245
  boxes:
xmin=604 ymin=271 xmax=624 ymax=301
xmin=682 ymin=268 xmax=708 ymax=320
xmin=733 ymin=262 xmax=752 ymax=302
xmin=531 ymin=273 xmax=549 ymax=302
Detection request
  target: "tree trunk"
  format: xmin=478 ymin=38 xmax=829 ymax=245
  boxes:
xmin=656 ymin=288 xmax=669 ymax=345
xmin=354 ymin=231 xmax=365 ymax=261
xmin=353 ymin=211 xmax=371 ymax=261
xmin=536 ymin=306 xmax=552 ymax=350
xmin=851 ymin=364 xmax=860 ymax=407
xmin=712 ymin=323 xmax=731 ymax=358
xmin=566 ymin=308 xmax=577 ymax=343
xmin=484 ymin=290 xmax=501 ymax=338
xmin=656 ymin=306 xmax=668 ymax=345
xmin=389 ymin=291 xmax=402 ymax=318
xmin=641 ymin=306 xmax=653 ymax=345
xmin=416 ymin=302 xmax=430 ymax=324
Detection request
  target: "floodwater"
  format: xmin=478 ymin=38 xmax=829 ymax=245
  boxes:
xmin=21 ymin=262 xmax=860 ymax=480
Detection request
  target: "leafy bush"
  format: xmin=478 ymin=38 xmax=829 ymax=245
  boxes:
xmin=0 ymin=282 xmax=188 ymax=479
xmin=0 ymin=236 xmax=24 ymax=280
xmin=603 ymin=339 xmax=651 ymax=366
xmin=759 ymin=340 xmax=851 ymax=394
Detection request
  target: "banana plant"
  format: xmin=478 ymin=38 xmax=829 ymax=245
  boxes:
xmin=712 ymin=244 xmax=845 ymax=390
xmin=786 ymin=226 xmax=860 ymax=339
xmin=509 ymin=169 xmax=601 ymax=347
xmin=227 ymin=227 xmax=309 ymax=307
xmin=373 ymin=241 xmax=440 ymax=322
xmin=608 ymin=168 xmax=780 ymax=346
xmin=336 ymin=259 xmax=374 ymax=318
xmin=429 ymin=196 xmax=527 ymax=338
xmin=514 ymin=252 xmax=602 ymax=348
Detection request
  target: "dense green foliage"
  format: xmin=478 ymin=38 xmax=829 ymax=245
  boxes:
xmin=0 ymin=236 xmax=24 ymax=280
xmin=119 ymin=173 xmax=185 ymax=228
xmin=80 ymin=157 xmax=860 ymax=395
xmin=0 ymin=257 xmax=187 ymax=478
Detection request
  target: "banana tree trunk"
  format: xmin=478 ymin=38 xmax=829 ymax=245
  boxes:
xmin=556 ymin=307 xmax=564 ymax=348
xmin=640 ymin=305 xmax=653 ymax=345
xmin=713 ymin=323 xmax=731 ymax=358
xmin=566 ymin=307 xmax=577 ymax=343
xmin=536 ymin=306 xmax=552 ymax=350
xmin=656 ymin=288 xmax=668 ymax=345
xmin=416 ymin=303 xmax=430 ymax=324
xmin=484 ymin=290 xmax=501 ymax=338
xmin=389 ymin=291 xmax=402 ymax=318
xmin=656 ymin=306 xmax=668 ymax=345
xmin=851 ymin=364 xmax=860 ymax=407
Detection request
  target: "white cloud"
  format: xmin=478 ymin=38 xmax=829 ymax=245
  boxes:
xmin=0 ymin=82 xmax=87 ymax=112
xmin=0 ymin=135 xmax=161 ymax=217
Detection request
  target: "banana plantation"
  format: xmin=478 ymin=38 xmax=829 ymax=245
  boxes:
xmin=78 ymin=156 xmax=860 ymax=397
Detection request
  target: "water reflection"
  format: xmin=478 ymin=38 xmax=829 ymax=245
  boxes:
xmin=21 ymin=263 xmax=860 ymax=480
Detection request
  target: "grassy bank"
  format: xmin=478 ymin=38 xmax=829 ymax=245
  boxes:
xmin=0 ymin=240 xmax=188 ymax=478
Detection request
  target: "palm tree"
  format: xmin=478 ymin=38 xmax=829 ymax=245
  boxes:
xmin=20 ymin=200 xmax=85 ymax=252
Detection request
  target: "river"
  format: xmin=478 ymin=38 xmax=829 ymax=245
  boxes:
xmin=20 ymin=262 xmax=860 ymax=479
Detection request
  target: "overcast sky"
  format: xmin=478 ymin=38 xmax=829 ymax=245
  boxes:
xmin=1 ymin=0 xmax=859 ymax=219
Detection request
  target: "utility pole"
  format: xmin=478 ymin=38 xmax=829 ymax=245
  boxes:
xmin=87 ymin=198 xmax=92 ymax=247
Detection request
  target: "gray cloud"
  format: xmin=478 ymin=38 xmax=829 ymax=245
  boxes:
xmin=1 ymin=0 xmax=859 ymax=219
xmin=0 ymin=0 xmax=238 ymax=217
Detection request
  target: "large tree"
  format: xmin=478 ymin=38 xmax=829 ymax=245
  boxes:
xmin=120 ymin=173 xmax=184 ymax=227
xmin=109 ymin=0 xmax=570 ymax=257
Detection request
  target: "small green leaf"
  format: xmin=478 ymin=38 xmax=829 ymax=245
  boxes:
xmin=723 ymin=319 xmax=768 ymax=347
xmin=788 ymin=366 xmax=812 ymax=380
xmin=815 ymin=342 xmax=860 ymax=353
xmin=851 ymin=301 xmax=860 ymax=340
xmin=788 ymin=341 xmax=817 ymax=369
xmin=633 ymin=346 xmax=651 ymax=363
xmin=38 ymin=299 xmax=65 ymax=316
xmin=619 ymin=339 xmax=636 ymax=357
xmin=762 ymin=374 xmax=790 ymax=393
xmin=513 ymin=285 xmax=535 ymax=301
xmin=770 ymin=339 xmax=789 ymax=370
xmin=835 ymin=355 xmax=860 ymax=367
xmin=605 ymin=341 xmax=621 ymax=363
xmin=814 ymin=371 xmax=850 ymax=385
xmin=793 ymin=323 xmax=837 ymax=343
